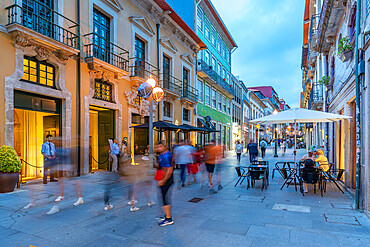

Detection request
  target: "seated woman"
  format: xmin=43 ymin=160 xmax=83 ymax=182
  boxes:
xmin=315 ymin=149 xmax=329 ymax=172
xmin=301 ymin=159 xmax=317 ymax=193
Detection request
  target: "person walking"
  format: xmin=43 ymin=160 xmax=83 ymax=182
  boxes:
xmin=173 ymin=140 xmax=195 ymax=187
xmin=156 ymin=141 xmax=174 ymax=226
xmin=281 ymin=139 xmax=286 ymax=156
xmin=41 ymin=134 xmax=57 ymax=184
xmin=110 ymin=139 xmax=120 ymax=172
xmin=246 ymin=140 xmax=258 ymax=162
xmin=235 ymin=141 xmax=243 ymax=163
xmin=260 ymin=139 xmax=267 ymax=158
xmin=204 ymin=140 xmax=222 ymax=194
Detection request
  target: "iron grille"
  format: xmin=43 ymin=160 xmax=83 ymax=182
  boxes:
xmin=93 ymin=79 xmax=112 ymax=102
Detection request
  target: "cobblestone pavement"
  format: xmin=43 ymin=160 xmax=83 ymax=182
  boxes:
xmin=0 ymin=148 xmax=369 ymax=247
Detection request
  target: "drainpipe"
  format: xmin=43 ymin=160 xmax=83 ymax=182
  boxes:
xmin=76 ymin=0 xmax=81 ymax=176
xmin=355 ymin=0 xmax=362 ymax=210
xmin=157 ymin=23 xmax=160 ymax=124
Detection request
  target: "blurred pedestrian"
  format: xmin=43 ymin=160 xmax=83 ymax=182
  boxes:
xmin=110 ymin=139 xmax=120 ymax=172
xmin=260 ymin=139 xmax=267 ymax=158
xmin=204 ymin=140 xmax=222 ymax=194
xmin=173 ymin=140 xmax=195 ymax=187
xmin=47 ymin=141 xmax=84 ymax=215
xmin=155 ymin=141 xmax=174 ymax=226
xmin=235 ymin=141 xmax=243 ymax=163
xmin=281 ymin=139 xmax=286 ymax=156
xmin=246 ymin=140 xmax=258 ymax=162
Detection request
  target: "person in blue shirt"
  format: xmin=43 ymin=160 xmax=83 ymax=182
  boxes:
xmin=156 ymin=141 xmax=174 ymax=227
xmin=110 ymin=139 xmax=120 ymax=172
xmin=41 ymin=134 xmax=57 ymax=184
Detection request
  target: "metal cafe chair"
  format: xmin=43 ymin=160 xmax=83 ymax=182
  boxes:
xmin=247 ymin=166 xmax=268 ymax=191
xmin=299 ymin=169 xmax=323 ymax=197
xmin=234 ymin=167 xmax=248 ymax=187
xmin=272 ymin=162 xmax=294 ymax=179
xmin=321 ymin=163 xmax=345 ymax=194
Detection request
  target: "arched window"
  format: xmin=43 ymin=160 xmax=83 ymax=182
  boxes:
xmin=21 ymin=56 xmax=55 ymax=88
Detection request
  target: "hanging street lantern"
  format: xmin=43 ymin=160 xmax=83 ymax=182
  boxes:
xmin=152 ymin=87 xmax=164 ymax=102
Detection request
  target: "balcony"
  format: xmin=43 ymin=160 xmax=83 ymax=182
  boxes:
xmin=182 ymin=84 xmax=198 ymax=105
xmin=129 ymin=58 xmax=159 ymax=88
xmin=317 ymin=0 xmax=345 ymax=53
xmin=84 ymin=33 xmax=129 ymax=75
xmin=310 ymin=82 xmax=324 ymax=110
xmin=161 ymin=74 xmax=182 ymax=96
xmin=196 ymin=59 xmax=235 ymax=97
xmin=5 ymin=1 xmax=79 ymax=55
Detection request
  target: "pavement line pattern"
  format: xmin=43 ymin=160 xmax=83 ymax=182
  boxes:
xmin=272 ymin=203 xmax=311 ymax=213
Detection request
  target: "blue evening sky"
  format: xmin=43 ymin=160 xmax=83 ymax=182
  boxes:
xmin=212 ymin=0 xmax=304 ymax=107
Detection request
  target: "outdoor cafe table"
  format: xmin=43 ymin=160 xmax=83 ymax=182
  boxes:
xmin=242 ymin=164 xmax=269 ymax=187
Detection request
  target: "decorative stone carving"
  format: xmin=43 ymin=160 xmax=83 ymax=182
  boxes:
xmin=35 ymin=46 xmax=52 ymax=61
xmin=140 ymin=99 xmax=150 ymax=116
xmin=54 ymin=50 xmax=70 ymax=62
xmin=14 ymin=34 xmax=30 ymax=47
xmin=125 ymin=90 xmax=140 ymax=109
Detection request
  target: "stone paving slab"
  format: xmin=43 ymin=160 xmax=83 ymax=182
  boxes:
xmin=0 ymin=149 xmax=368 ymax=246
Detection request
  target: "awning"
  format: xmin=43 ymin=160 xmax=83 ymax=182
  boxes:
xmin=130 ymin=121 xmax=185 ymax=131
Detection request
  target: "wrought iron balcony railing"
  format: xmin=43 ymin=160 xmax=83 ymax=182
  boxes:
xmin=6 ymin=1 xmax=79 ymax=49
xmin=161 ymin=74 xmax=182 ymax=95
xmin=197 ymin=59 xmax=235 ymax=96
xmin=129 ymin=57 xmax=159 ymax=80
xmin=84 ymin=33 xmax=129 ymax=72
xmin=182 ymin=84 xmax=198 ymax=102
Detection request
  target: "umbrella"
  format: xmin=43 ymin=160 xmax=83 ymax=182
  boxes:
xmin=130 ymin=121 xmax=184 ymax=131
xmin=178 ymin=124 xmax=220 ymax=133
xmin=250 ymin=108 xmax=351 ymax=166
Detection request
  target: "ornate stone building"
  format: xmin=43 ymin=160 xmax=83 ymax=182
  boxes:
xmin=0 ymin=0 xmax=204 ymax=178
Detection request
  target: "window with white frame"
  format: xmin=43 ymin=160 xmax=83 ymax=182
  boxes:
xmin=222 ymin=68 xmax=226 ymax=80
xmin=197 ymin=5 xmax=203 ymax=31
xmin=197 ymin=79 xmax=203 ymax=102
xmin=227 ymin=100 xmax=231 ymax=115
xmin=205 ymin=17 xmax=211 ymax=40
xmin=227 ymin=73 xmax=230 ymax=84
xmin=217 ymin=63 xmax=222 ymax=75
xmin=211 ymin=57 xmax=216 ymax=70
xmin=217 ymin=34 xmax=222 ymax=53
xmin=218 ymin=93 xmax=222 ymax=110
xmin=205 ymin=85 xmax=211 ymax=105
xmin=197 ymin=50 xmax=203 ymax=60
xmin=211 ymin=26 xmax=217 ymax=46
xmin=223 ymin=96 xmax=227 ymax=112
xmin=163 ymin=101 xmax=171 ymax=118
xmin=205 ymin=50 xmax=210 ymax=64
xmin=183 ymin=108 xmax=190 ymax=122
xmin=212 ymin=89 xmax=217 ymax=108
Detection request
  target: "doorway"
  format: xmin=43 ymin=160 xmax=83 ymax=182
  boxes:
xmin=89 ymin=106 xmax=115 ymax=171
xmin=14 ymin=109 xmax=60 ymax=180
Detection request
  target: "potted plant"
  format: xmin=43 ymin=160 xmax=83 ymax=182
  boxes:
xmin=338 ymin=36 xmax=353 ymax=62
xmin=0 ymin=145 xmax=22 ymax=193
xmin=318 ymin=75 xmax=331 ymax=86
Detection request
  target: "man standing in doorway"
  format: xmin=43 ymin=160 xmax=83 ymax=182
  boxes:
xmin=41 ymin=134 xmax=57 ymax=184
xmin=260 ymin=139 xmax=267 ymax=158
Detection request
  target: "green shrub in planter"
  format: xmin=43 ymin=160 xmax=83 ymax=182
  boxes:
xmin=0 ymin=145 xmax=22 ymax=173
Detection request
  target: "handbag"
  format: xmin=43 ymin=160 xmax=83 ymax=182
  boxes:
xmin=154 ymin=169 xmax=165 ymax=181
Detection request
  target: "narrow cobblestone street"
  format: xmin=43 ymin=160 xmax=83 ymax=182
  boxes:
xmin=0 ymin=148 xmax=369 ymax=247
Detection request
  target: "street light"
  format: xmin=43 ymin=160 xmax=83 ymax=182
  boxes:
xmin=273 ymin=110 xmax=278 ymax=157
xmin=137 ymin=77 xmax=163 ymax=172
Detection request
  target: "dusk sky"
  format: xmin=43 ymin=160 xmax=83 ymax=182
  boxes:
xmin=212 ymin=0 xmax=304 ymax=108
